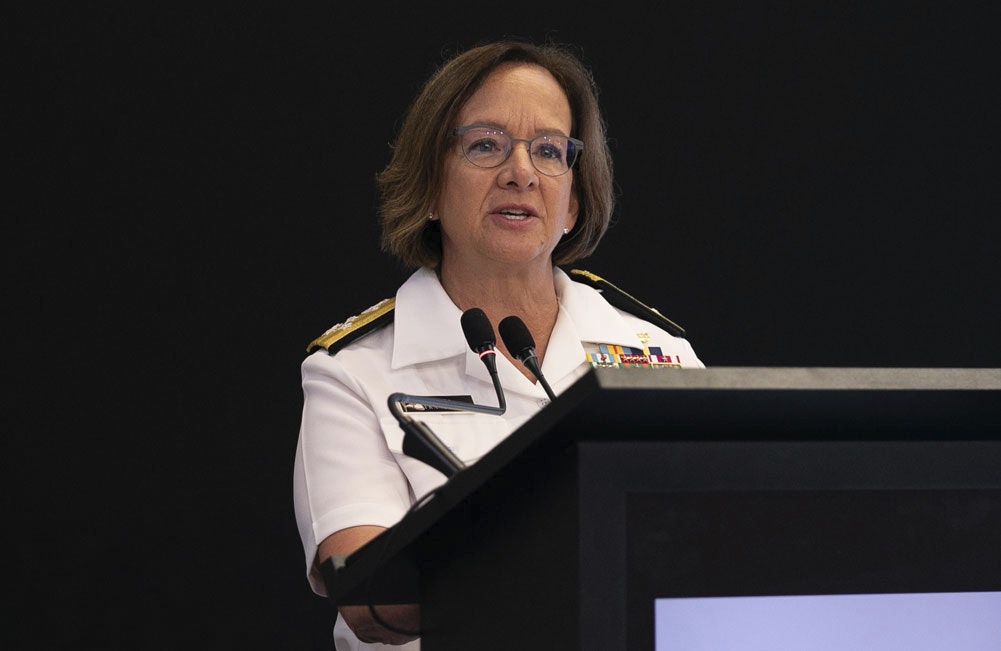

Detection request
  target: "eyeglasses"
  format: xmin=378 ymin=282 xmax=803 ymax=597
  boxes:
xmin=452 ymin=126 xmax=584 ymax=177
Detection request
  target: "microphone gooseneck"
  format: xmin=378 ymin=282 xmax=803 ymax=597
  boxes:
xmin=498 ymin=315 xmax=558 ymax=402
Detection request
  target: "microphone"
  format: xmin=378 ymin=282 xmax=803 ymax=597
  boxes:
xmin=458 ymin=307 xmax=506 ymax=413
xmin=388 ymin=307 xmax=508 ymax=477
xmin=498 ymin=315 xmax=558 ymax=402
xmin=460 ymin=307 xmax=500 ymax=376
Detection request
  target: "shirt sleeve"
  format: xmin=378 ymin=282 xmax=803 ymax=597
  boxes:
xmin=293 ymin=350 xmax=413 ymax=595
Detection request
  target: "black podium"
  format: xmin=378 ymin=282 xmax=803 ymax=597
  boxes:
xmin=321 ymin=367 xmax=1001 ymax=650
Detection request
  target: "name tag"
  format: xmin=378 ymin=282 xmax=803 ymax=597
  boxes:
xmin=399 ymin=395 xmax=474 ymax=412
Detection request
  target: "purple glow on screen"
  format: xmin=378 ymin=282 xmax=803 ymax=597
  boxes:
xmin=655 ymin=591 xmax=1001 ymax=651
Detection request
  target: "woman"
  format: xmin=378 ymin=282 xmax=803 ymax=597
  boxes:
xmin=294 ymin=39 xmax=703 ymax=649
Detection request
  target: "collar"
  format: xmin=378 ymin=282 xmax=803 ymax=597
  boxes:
xmin=391 ymin=268 xmax=517 ymax=391
xmin=389 ymin=266 xmax=653 ymax=388
xmin=391 ymin=267 xmax=466 ymax=369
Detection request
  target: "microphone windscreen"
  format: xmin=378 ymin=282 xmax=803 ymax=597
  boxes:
xmin=498 ymin=315 xmax=535 ymax=357
xmin=460 ymin=308 xmax=496 ymax=352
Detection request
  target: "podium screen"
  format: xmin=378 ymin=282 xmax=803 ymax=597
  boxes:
xmin=625 ymin=487 xmax=1001 ymax=650
xmin=654 ymin=591 xmax=1001 ymax=650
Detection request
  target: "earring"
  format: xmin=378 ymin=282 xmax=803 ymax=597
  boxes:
xmin=563 ymin=227 xmax=570 ymax=235
xmin=427 ymin=212 xmax=435 ymax=221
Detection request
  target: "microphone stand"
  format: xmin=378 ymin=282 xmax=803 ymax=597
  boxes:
xmin=388 ymin=396 xmax=466 ymax=477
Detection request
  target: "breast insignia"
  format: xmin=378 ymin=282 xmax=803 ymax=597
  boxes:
xmin=585 ymin=343 xmax=683 ymax=369
xmin=306 ymin=297 xmax=396 ymax=355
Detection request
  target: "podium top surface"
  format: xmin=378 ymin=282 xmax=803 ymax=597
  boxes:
xmin=537 ymin=366 xmax=1001 ymax=442
xmin=589 ymin=365 xmax=1001 ymax=390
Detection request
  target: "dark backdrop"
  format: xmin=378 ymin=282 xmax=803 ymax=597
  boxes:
xmin=10 ymin=3 xmax=999 ymax=649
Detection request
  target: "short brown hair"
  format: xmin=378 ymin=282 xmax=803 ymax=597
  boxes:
xmin=376 ymin=39 xmax=615 ymax=269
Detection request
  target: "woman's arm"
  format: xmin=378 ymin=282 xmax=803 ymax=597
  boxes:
xmin=318 ymin=526 xmax=420 ymax=645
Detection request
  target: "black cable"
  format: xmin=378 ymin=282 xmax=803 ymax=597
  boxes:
xmin=361 ymin=487 xmax=440 ymax=638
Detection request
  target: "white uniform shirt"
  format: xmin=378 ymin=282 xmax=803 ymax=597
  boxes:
xmin=293 ymin=266 xmax=703 ymax=650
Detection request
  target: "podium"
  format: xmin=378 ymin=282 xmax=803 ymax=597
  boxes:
xmin=321 ymin=367 xmax=1001 ymax=650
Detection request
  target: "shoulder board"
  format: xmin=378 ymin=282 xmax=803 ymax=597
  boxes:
xmin=569 ymin=269 xmax=687 ymax=338
xmin=306 ymin=297 xmax=396 ymax=355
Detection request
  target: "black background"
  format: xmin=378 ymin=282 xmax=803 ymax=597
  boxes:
xmin=9 ymin=2 xmax=999 ymax=648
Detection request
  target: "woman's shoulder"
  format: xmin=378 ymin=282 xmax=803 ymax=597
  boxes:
xmin=305 ymin=297 xmax=396 ymax=356
xmin=565 ymin=268 xmax=704 ymax=367
xmin=566 ymin=269 xmax=687 ymax=338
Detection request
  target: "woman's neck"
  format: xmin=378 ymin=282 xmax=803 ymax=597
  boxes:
xmin=438 ymin=263 xmax=561 ymax=380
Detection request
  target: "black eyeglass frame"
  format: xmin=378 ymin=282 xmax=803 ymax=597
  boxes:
xmin=451 ymin=125 xmax=584 ymax=177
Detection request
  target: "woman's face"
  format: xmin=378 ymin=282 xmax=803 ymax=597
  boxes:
xmin=436 ymin=63 xmax=578 ymax=277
